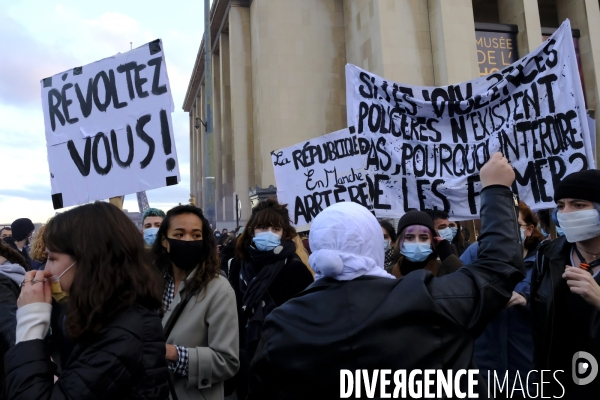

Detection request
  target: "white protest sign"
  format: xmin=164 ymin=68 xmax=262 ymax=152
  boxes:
xmin=41 ymin=39 xmax=179 ymax=209
xmin=346 ymin=19 xmax=594 ymax=220
xmin=271 ymin=128 xmax=371 ymax=231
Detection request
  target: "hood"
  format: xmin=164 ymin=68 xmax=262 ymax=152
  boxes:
xmin=308 ymin=202 xmax=395 ymax=281
xmin=0 ymin=262 xmax=26 ymax=285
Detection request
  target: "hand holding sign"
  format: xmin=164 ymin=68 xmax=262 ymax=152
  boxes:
xmin=480 ymin=152 xmax=515 ymax=188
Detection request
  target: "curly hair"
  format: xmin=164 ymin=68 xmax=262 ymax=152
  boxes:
xmin=142 ymin=207 xmax=166 ymax=224
xmin=29 ymin=224 xmax=48 ymax=263
xmin=44 ymin=202 xmax=163 ymax=340
xmin=0 ymin=240 xmax=28 ymax=269
xmin=235 ymin=198 xmax=297 ymax=260
xmin=151 ymin=205 xmax=220 ymax=299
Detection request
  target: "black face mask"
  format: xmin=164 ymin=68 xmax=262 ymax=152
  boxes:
xmin=166 ymin=238 xmax=204 ymax=272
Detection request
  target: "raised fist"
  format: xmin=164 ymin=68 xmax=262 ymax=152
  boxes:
xmin=480 ymin=152 xmax=515 ymax=188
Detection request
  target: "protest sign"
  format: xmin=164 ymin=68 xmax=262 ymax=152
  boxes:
xmin=346 ymin=19 xmax=594 ymax=220
xmin=271 ymin=128 xmax=371 ymax=231
xmin=41 ymin=39 xmax=179 ymax=209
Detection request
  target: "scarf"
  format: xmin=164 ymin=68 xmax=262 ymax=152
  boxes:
xmin=239 ymin=239 xmax=296 ymax=356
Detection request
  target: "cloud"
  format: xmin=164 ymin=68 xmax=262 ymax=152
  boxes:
xmin=0 ymin=185 xmax=52 ymax=202
xmin=0 ymin=12 xmax=79 ymax=107
xmin=0 ymin=2 xmax=203 ymax=223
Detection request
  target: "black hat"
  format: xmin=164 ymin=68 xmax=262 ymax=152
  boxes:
xmin=11 ymin=218 xmax=34 ymax=241
xmin=396 ymin=211 xmax=436 ymax=237
xmin=554 ymin=169 xmax=600 ymax=203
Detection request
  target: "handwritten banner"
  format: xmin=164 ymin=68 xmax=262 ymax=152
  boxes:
xmin=345 ymin=19 xmax=594 ymax=220
xmin=41 ymin=39 xmax=179 ymax=209
xmin=271 ymin=128 xmax=372 ymax=231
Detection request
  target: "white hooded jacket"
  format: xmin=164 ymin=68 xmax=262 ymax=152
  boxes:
xmin=308 ymin=202 xmax=395 ymax=281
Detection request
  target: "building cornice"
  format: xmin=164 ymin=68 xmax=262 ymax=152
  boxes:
xmin=183 ymin=0 xmax=250 ymax=112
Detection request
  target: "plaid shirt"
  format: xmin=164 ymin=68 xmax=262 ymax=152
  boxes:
xmin=163 ymin=274 xmax=189 ymax=377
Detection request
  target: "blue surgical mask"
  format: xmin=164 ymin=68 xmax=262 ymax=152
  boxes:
xmin=384 ymin=240 xmax=391 ymax=251
xmin=252 ymin=231 xmax=281 ymax=251
xmin=438 ymin=227 xmax=455 ymax=242
xmin=450 ymin=227 xmax=458 ymax=237
xmin=556 ymin=226 xmax=564 ymax=237
xmin=541 ymin=227 xmax=548 ymax=237
xmin=520 ymin=228 xmax=526 ymax=242
xmin=143 ymin=227 xmax=159 ymax=246
xmin=401 ymin=242 xmax=432 ymax=262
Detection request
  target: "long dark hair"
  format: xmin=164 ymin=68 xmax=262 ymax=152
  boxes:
xmin=379 ymin=220 xmax=397 ymax=243
xmin=235 ymin=198 xmax=296 ymax=260
xmin=44 ymin=202 xmax=163 ymax=340
xmin=151 ymin=205 xmax=220 ymax=298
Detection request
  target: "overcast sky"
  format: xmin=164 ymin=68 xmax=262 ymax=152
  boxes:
xmin=0 ymin=1 xmax=206 ymax=224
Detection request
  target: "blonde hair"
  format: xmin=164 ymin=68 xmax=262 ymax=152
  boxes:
xmin=293 ymin=235 xmax=314 ymax=276
xmin=29 ymin=224 xmax=47 ymax=262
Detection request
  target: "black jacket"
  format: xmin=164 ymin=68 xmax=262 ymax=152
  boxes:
xmin=531 ymin=236 xmax=600 ymax=397
xmin=0 ymin=274 xmax=19 ymax=400
xmin=2 ymin=237 xmax=32 ymax=269
xmin=251 ymin=186 xmax=525 ymax=399
xmin=5 ymin=304 xmax=170 ymax=400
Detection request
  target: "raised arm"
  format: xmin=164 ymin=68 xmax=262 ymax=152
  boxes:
xmin=428 ymin=153 xmax=525 ymax=335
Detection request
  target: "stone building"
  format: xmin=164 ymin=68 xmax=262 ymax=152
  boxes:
xmin=183 ymin=0 xmax=600 ymax=227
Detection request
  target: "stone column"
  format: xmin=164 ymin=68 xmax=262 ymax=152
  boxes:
xmin=250 ymin=0 xmax=346 ymax=187
xmin=212 ymin=50 xmax=223 ymax=222
xmin=344 ymin=0 xmax=435 ymax=85
xmin=189 ymin=110 xmax=196 ymax=206
xmin=557 ymin=0 xmax=600 ymax=163
xmin=198 ymin=86 xmax=206 ymax=211
xmin=498 ymin=0 xmax=543 ymax=58
xmin=220 ymin=32 xmax=234 ymax=222
xmin=229 ymin=4 xmax=254 ymax=224
xmin=428 ymin=0 xmax=480 ymax=85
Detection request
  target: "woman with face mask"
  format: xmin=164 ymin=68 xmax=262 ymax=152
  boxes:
xmin=379 ymin=221 xmax=397 ymax=273
xmin=151 ymin=205 xmax=239 ymax=400
xmin=4 ymin=202 xmax=170 ymax=399
xmin=531 ymin=169 xmax=600 ymax=398
xmin=390 ymin=210 xmax=463 ymax=278
xmin=228 ymin=198 xmax=314 ymax=400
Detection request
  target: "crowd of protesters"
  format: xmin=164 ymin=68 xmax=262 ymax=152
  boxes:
xmin=1 ymin=154 xmax=600 ymax=399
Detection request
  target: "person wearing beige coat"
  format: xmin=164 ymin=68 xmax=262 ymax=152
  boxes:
xmin=163 ymin=274 xmax=239 ymax=400
xmin=151 ymin=205 xmax=240 ymax=400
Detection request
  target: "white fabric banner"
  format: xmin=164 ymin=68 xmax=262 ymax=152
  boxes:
xmin=271 ymin=128 xmax=372 ymax=231
xmin=41 ymin=39 xmax=179 ymax=209
xmin=346 ymin=20 xmax=594 ymax=220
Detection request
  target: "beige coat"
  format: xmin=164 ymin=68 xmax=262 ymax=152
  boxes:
xmin=163 ymin=274 xmax=239 ymax=400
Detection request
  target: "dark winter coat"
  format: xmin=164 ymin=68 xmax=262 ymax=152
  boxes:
xmin=229 ymin=242 xmax=314 ymax=400
xmin=2 ymin=237 xmax=32 ymax=269
xmin=4 ymin=304 xmax=171 ymax=400
xmin=473 ymin=250 xmax=537 ymax=394
xmin=251 ymin=185 xmax=525 ymax=399
xmin=0 ymin=272 xmax=20 ymax=400
xmin=531 ymin=235 xmax=600 ymax=398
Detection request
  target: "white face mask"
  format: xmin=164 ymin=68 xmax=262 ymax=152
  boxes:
xmin=556 ymin=209 xmax=600 ymax=243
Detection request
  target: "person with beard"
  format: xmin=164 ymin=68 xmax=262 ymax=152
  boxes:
xmin=390 ymin=210 xmax=463 ymax=278
xmin=228 ymin=198 xmax=314 ymax=400
xmin=152 ymin=205 xmax=239 ymax=400
xmin=3 ymin=218 xmax=34 ymax=269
